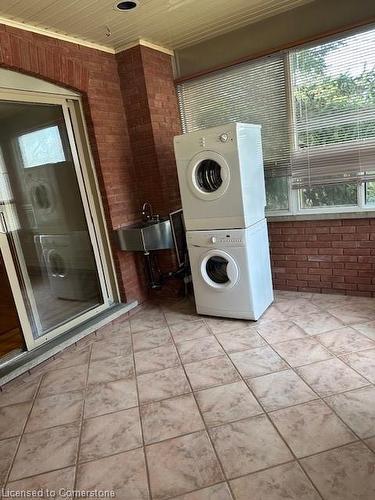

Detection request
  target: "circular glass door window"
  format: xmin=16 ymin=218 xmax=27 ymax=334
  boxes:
xmin=48 ymin=251 xmax=66 ymax=278
xmin=33 ymin=184 xmax=52 ymax=210
xmin=200 ymin=250 xmax=239 ymax=290
xmin=196 ymin=160 xmax=223 ymax=193
xmin=206 ymin=255 xmax=229 ymax=284
xmin=187 ymin=151 xmax=231 ymax=201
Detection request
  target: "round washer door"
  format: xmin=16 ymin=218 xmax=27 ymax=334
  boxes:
xmin=47 ymin=250 xmax=67 ymax=278
xmin=200 ymin=250 xmax=239 ymax=290
xmin=30 ymin=181 xmax=54 ymax=213
xmin=187 ymin=151 xmax=230 ymax=201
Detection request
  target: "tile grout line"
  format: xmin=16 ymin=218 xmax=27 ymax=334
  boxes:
xmin=254 ymin=310 xmax=375 ymax=387
xmin=159 ymin=308 xmax=236 ymax=500
xmin=250 ymin=310 xmax=375 ymax=463
xmin=247 ymin=325 xmax=374 ymax=490
xmin=4 ymin=373 xmax=44 ymax=487
xmin=203 ymin=319 xmax=325 ymax=500
xmin=169 ymin=311 xmax=315 ymax=498
xmin=72 ymin=342 xmax=93 ymax=492
xmin=206 ymin=306 xmax=374 ymax=487
xmin=165 ymin=299 xmax=375 ymax=466
xmin=5 ymin=376 xmax=366 ymax=467
xmin=1 ymin=295 xmax=374 ymax=496
xmin=253 ymin=315 xmax=375 ymax=440
xmin=129 ymin=320 xmax=154 ymax=500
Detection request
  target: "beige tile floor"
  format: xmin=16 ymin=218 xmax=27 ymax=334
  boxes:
xmin=1 ymin=291 xmax=375 ymax=499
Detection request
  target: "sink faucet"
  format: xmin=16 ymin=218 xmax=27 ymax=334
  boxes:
xmin=142 ymin=201 xmax=153 ymax=222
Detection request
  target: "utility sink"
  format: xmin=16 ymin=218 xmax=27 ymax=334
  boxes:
xmin=116 ymin=218 xmax=174 ymax=253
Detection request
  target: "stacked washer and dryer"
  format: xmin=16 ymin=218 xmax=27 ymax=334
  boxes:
xmin=174 ymin=123 xmax=273 ymax=321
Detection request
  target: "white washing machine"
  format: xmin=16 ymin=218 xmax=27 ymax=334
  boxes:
xmin=174 ymin=122 xmax=266 ymax=231
xmin=25 ymin=163 xmax=86 ymax=233
xmin=187 ymin=219 xmax=273 ymax=320
xmin=38 ymin=232 xmax=99 ymax=301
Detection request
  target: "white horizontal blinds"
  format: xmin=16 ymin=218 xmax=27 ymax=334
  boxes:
xmin=290 ymin=27 xmax=375 ymax=188
xmin=177 ymin=54 xmax=291 ymax=178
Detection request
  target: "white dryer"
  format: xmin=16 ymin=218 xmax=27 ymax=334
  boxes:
xmin=38 ymin=232 xmax=99 ymax=301
xmin=174 ymin=123 xmax=266 ymax=231
xmin=25 ymin=163 xmax=86 ymax=233
xmin=187 ymin=219 xmax=273 ymax=320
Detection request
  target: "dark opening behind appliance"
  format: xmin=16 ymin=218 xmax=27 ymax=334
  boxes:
xmin=169 ymin=209 xmax=187 ymax=267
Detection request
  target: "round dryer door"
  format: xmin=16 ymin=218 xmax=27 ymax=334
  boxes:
xmin=47 ymin=250 xmax=67 ymax=278
xmin=200 ymin=250 xmax=239 ymax=290
xmin=30 ymin=181 xmax=54 ymax=213
xmin=187 ymin=151 xmax=230 ymax=201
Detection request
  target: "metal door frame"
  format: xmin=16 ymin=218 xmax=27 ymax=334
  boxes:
xmin=0 ymin=89 xmax=119 ymax=350
xmin=0 ymin=221 xmax=34 ymax=350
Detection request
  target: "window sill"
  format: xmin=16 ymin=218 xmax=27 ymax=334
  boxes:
xmin=267 ymin=210 xmax=375 ymax=222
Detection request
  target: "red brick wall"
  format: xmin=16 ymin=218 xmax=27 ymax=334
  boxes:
xmin=141 ymin=46 xmax=182 ymax=213
xmin=269 ymin=218 xmax=375 ymax=297
xmin=117 ymin=45 xmax=183 ymax=290
xmin=116 ymin=45 xmax=182 ymax=215
xmin=0 ymin=24 xmax=148 ymax=303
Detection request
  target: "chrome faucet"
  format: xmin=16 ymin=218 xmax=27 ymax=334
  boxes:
xmin=142 ymin=201 xmax=153 ymax=222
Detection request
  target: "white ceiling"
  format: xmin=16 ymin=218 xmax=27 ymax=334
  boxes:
xmin=0 ymin=0 xmax=314 ymax=53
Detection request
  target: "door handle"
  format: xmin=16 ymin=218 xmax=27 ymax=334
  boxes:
xmin=0 ymin=212 xmax=7 ymax=234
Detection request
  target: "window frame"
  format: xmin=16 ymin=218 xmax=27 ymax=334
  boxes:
xmin=265 ymin=178 xmax=375 ymax=217
xmin=266 ymin=31 xmax=375 ymax=218
xmin=176 ymin=24 xmax=375 ymax=218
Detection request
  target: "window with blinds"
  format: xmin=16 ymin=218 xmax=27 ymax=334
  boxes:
xmin=290 ymin=28 xmax=375 ymax=188
xmin=177 ymin=54 xmax=290 ymax=179
xmin=177 ymin=25 xmax=375 ymax=193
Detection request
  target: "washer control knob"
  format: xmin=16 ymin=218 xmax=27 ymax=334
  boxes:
xmin=210 ymin=236 xmax=217 ymax=244
xmin=219 ymin=133 xmax=229 ymax=143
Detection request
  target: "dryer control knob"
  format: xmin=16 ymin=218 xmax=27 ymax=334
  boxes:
xmin=210 ymin=237 xmax=217 ymax=244
xmin=219 ymin=133 xmax=229 ymax=143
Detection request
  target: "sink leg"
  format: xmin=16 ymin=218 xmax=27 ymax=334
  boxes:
xmin=143 ymin=252 xmax=162 ymax=289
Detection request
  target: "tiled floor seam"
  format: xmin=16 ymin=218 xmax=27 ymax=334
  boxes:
xmin=4 ymin=373 xmax=44 ymax=487
xmin=319 ymin=382 xmax=374 ymax=400
xmin=77 ymin=445 xmax=144 ymax=467
xmin=3 ymin=381 xmax=371 ymax=449
xmin=129 ymin=321 xmax=153 ymax=500
xmin=72 ymin=343 xmax=93 ymax=492
xmin=81 ymin=402 xmax=139 ymax=421
xmin=245 ymin=319 xmax=375 ymax=456
xmin=203 ymin=318 xmax=363 ymax=500
xmin=5 ymin=465 xmax=78 ymax=487
xmin=162 ymin=312 xmax=236 ymax=500
xmin=351 ymin=325 xmax=375 ymax=343
xmin=322 ymin=389 xmax=375 ymax=450
xmin=3 ymin=297 xmax=375 ymax=498
xmin=338 ymin=351 xmax=375 ymax=385
xmin=199 ymin=317 xmax=325 ymax=499
xmin=171 ymin=480 xmax=234 ymax=500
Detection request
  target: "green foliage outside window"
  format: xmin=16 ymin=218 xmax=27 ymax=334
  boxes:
xmin=265 ymin=177 xmax=289 ymax=211
xmin=291 ymin=30 xmax=375 ymax=207
xmin=301 ymin=183 xmax=357 ymax=207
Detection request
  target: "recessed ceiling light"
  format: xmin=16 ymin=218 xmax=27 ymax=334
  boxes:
xmin=114 ymin=0 xmax=139 ymax=11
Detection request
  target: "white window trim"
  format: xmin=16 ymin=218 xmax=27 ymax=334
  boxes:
xmin=266 ymin=179 xmax=375 ymax=217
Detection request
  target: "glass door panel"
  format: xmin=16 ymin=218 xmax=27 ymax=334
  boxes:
xmin=0 ymin=228 xmax=33 ymax=352
xmin=0 ymin=100 xmax=105 ymax=342
xmin=0 ymin=243 xmax=25 ymax=358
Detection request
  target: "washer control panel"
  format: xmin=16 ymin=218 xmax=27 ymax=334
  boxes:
xmin=196 ymin=131 xmax=234 ymax=149
xmin=187 ymin=230 xmax=246 ymax=248
xmin=211 ymin=237 xmax=244 ymax=245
